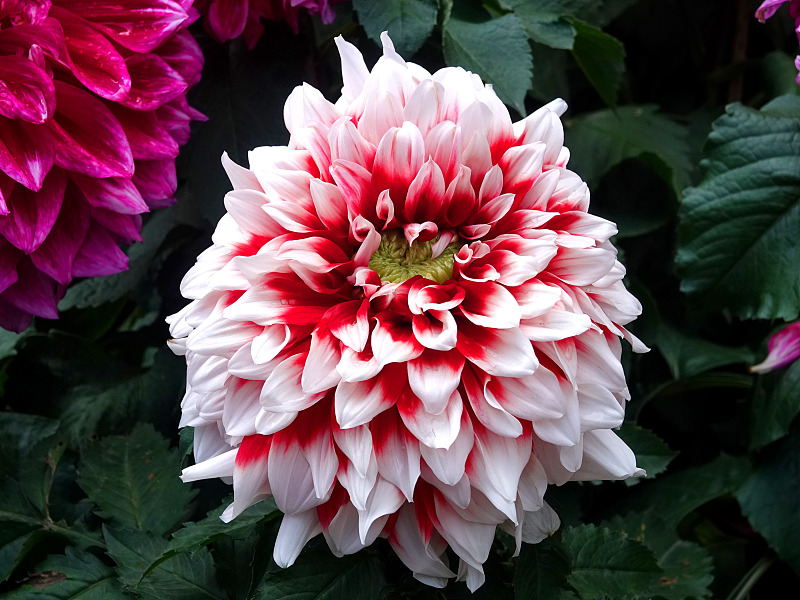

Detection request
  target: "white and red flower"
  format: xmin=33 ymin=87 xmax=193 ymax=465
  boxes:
xmin=170 ymin=33 xmax=646 ymax=590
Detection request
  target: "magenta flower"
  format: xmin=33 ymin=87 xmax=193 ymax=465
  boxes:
xmin=756 ymin=0 xmax=800 ymax=84
xmin=171 ymin=34 xmax=646 ymax=590
xmin=0 ymin=0 xmax=204 ymax=332
xmin=198 ymin=0 xmax=343 ymax=48
xmin=750 ymin=322 xmax=800 ymax=373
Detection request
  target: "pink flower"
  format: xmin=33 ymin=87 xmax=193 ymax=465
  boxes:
xmin=750 ymin=322 xmax=800 ymax=373
xmin=0 ymin=0 xmax=204 ymax=332
xmin=756 ymin=0 xmax=800 ymax=84
xmin=197 ymin=0 xmax=343 ymax=48
xmin=170 ymin=33 xmax=646 ymax=590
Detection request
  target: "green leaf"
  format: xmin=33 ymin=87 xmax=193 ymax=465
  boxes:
xmin=676 ymin=97 xmax=800 ymax=320
xmin=568 ymin=19 xmax=625 ymax=107
xmin=353 ymin=0 xmax=438 ymax=57
xmin=603 ymin=512 xmax=714 ymax=599
xmin=561 ymin=524 xmax=661 ymax=598
xmin=656 ymin=541 xmax=714 ymax=600
xmin=565 ymin=106 xmax=692 ymax=194
xmin=656 ymin=324 xmax=755 ymax=380
xmin=60 ymin=348 xmax=185 ymax=446
xmin=252 ymin=549 xmax=387 ymax=600
xmin=618 ymin=454 xmax=751 ymax=528
xmin=0 ymin=329 xmax=24 ymax=361
xmin=513 ymin=536 xmax=570 ymax=600
xmin=137 ymin=499 xmax=279 ymax=583
xmin=737 ymin=428 xmax=800 ymax=574
xmin=5 ymin=547 xmax=129 ymax=599
xmin=78 ymin=425 xmax=196 ymax=537
xmin=104 ymin=527 xmax=226 ymax=600
xmin=443 ymin=3 xmax=532 ymax=115
xmin=616 ymin=424 xmax=676 ymax=480
xmin=500 ymin=0 xmax=576 ymax=49
xmin=750 ymin=359 xmax=800 ymax=449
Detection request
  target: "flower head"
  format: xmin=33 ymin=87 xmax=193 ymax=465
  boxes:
xmin=198 ymin=0 xmax=343 ymax=48
xmin=171 ymin=33 xmax=646 ymax=590
xmin=750 ymin=322 xmax=800 ymax=373
xmin=0 ymin=0 xmax=204 ymax=332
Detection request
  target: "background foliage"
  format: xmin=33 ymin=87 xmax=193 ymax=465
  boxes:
xmin=2 ymin=0 xmax=800 ymax=598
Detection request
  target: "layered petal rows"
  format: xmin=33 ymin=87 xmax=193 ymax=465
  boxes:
xmin=170 ymin=33 xmax=647 ymax=590
xmin=0 ymin=0 xmax=204 ymax=331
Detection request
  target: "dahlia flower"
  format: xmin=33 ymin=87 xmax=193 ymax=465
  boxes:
xmin=751 ymin=322 xmax=800 ymax=373
xmin=0 ymin=0 xmax=203 ymax=332
xmin=198 ymin=0 xmax=343 ymax=48
xmin=171 ymin=33 xmax=646 ymax=590
xmin=756 ymin=0 xmax=800 ymax=84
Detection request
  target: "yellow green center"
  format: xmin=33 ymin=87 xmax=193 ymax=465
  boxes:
xmin=368 ymin=230 xmax=460 ymax=284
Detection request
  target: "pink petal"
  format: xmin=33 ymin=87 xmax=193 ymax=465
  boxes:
xmin=48 ymin=81 xmax=134 ymax=179
xmin=0 ymin=168 xmax=66 ymax=253
xmin=109 ymin=105 xmax=179 ymax=161
xmin=0 ymin=295 xmax=32 ymax=331
xmin=751 ymin=322 xmax=800 ymax=373
xmin=206 ymin=0 xmax=249 ymax=41
xmin=0 ymin=258 xmax=61 ymax=319
xmin=0 ymin=55 xmax=55 ymax=124
xmin=30 ymin=190 xmax=91 ymax=284
xmin=0 ymin=117 xmax=54 ymax=191
xmin=0 ymin=238 xmax=21 ymax=294
xmin=132 ymin=158 xmax=177 ymax=207
xmin=89 ymin=207 xmax=142 ymax=244
xmin=58 ymin=0 xmax=190 ymax=52
xmin=119 ymin=53 xmax=187 ymax=111
xmin=70 ymin=222 xmax=128 ymax=277
xmin=71 ymin=173 xmax=149 ymax=215
xmin=50 ymin=6 xmax=132 ymax=102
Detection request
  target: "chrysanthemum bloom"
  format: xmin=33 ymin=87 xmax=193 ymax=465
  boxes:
xmin=750 ymin=322 xmax=800 ymax=373
xmin=197 ymin=0 xmax=343 ymax=48
xmin=171 ymin=33 xmax=646 ymax=590
xmin=0 ymin=0 xmax=203 ymax=332
xmin=756 ymin=0 xmax=800 ymax=84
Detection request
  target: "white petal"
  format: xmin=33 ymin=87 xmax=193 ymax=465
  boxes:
xmin=273 ymin=510 xmax=322 ymax=567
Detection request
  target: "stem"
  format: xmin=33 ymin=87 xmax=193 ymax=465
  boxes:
xmin=728 ymin=0 xmax=751 ymax=102
xmin=726 ymin=553 xmax=776 ymax=600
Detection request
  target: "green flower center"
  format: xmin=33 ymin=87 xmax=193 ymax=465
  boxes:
xmin=368 ymin=230 xmax=461 ymax=284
